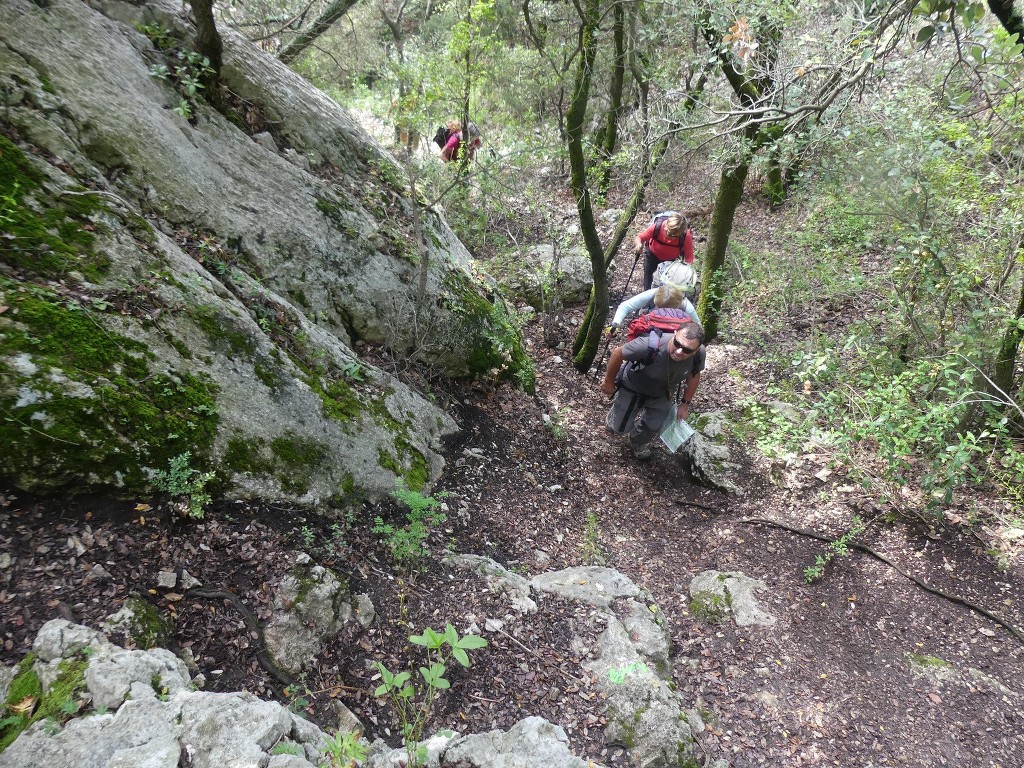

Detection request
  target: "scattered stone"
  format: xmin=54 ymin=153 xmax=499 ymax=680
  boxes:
xmin=332 ymin=700 xmax=364 ymax=735
xmin=263 ymin=560 xmax=356 ymax=675
xmin=82 ymin=563 xmax=111 ymax=584
xmin=688 ymin=570 xmax=776 ymax=627
xmin=102 ymin=595 xmax=174 ymax=649
xmin=530 ymin=567 xmax=641 ymax=609
xmin=180 ymin=569 xmax=202 ymax=590
xmin=156 ymin=571 xmax=177 ymax=589
xmin=447 ymin=554 xmax=537 ymax=613
xmin=353 ymin=593 xmax=376 ymax=629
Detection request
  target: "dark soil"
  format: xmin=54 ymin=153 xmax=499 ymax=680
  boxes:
xmin=3 ymin=218 xmax=1024 ymax=768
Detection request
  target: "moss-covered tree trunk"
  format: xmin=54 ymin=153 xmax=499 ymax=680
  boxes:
xmin=595 ymin=1 xmax=625 ymax=195
xmin=988 ymin=0 xmax=1024 ymax=42
xmin=567 ymin=0 xmax=607 ymax=374
xmin=188 ymin=0 xmax=222 ymax=99
xmin=992 ymin=269 xmax=1024 ymax=403
xmin=697 ymin=158 xmax=750 ymax=341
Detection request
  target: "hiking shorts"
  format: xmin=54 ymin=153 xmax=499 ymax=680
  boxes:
xmin=606 ymin=388 xmax=673 ymax=446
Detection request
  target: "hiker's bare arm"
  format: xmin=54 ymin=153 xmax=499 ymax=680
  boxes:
xmin=677 ymin=371 xmax=701 ymax=419
xmin=601 ymin=347 xmax=625 ymax=396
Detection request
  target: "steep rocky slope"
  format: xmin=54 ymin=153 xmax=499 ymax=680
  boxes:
xmin=0 ymin=0 xmax=531 ymax=508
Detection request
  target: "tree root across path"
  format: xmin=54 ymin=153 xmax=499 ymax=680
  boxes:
xmin=185 ymin=587 xmax=298 ymax=689
xmin=739 ymin=517 xmax=1024 ymax=645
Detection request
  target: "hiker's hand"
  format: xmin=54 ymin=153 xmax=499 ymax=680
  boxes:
xmin=677 ymin=402 xmax=690 ymax=421
xmin=600 ymin=379 xmax=616 ymax=397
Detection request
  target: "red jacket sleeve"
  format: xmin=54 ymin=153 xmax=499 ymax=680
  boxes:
xmin=682 ymin=229 xmax=694 ymax=264
xmin=637 ymin=223 xmax=655 ymax=244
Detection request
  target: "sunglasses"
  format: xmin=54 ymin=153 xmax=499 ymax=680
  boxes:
xmin=672 ymin=338 xmax=700 ymax=355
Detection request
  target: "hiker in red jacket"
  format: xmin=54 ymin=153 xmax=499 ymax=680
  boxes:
xmin=441 ymin=122 xmax=482 ymax=162
xmin=634 ymin=212 xmax=694 ymax=291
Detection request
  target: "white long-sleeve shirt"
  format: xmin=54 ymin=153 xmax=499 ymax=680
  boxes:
xmin=611 ymin=289 xmax=699 ymax=327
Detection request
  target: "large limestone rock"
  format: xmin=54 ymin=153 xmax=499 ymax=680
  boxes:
xmin=530 ymin=567 xmax=700 ymax=768
xmin=441 ymin=716 xmax=603 ymax=768
xmin=487 ymin=244 xmax=593 ymax=310
xmin=0 ymin=620 xmax=333 ymax=768
xmin=0 ymin=0 xmax=531 ymax=506
xmin=363 ymin=717 xmax=604 ymax=768
xmin=682 ymin=411 xmax=744 ymax=496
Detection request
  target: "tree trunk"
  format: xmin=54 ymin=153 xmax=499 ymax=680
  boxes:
xmin=988 ymin=0 xmax=1024 ymax=42
xmin=992 ymin=269 xmax=1024 ymax=402
xmin=595 ymin=1 xmax=625 ymax=194
xmin=188 ymin=0 xmax=222 ymax=98
xmin=697 ymin=157 xmax=750 ymax=341
xmin=567 ymin=0 xmax=607 ymax=374
xmin=278 ymin=0 xmax=361 ymax=65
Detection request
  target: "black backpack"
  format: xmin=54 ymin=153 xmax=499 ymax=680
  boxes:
xmin=432 ymin=125 xmax=451 ymax=149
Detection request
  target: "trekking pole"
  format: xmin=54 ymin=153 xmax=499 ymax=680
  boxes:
xmin=622 ymin=250 xmax=642 ymax=296
xmin=591 ymin=325 xmax=617 ymax=382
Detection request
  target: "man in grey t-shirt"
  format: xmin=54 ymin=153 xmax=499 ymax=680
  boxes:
xmin=600 ymin=323 xmax=706 ymax=460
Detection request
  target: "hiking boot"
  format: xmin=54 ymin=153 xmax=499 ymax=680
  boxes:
xmin=631 ymin=441 xmax=653 ymax=461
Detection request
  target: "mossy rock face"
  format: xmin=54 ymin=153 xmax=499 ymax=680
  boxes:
xmin=442 ymin=271 xmax=535 ymax=394
xmin=1 ymin=1 xmax=473 ymax=504
xmin=0 ymin=135 xmax=110 ymax=281
xmin=0 ymin=281 xmax=220 ymax=493
xmin=0 ymin=652 xmax=88 ymax=751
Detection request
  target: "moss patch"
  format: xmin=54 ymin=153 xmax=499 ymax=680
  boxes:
xmin=110 ymin=595 xmax=173 ymax=650
xmin=688 ymin=591 xmax=728 ymax=623
xmin=1 ymin=652 xmax=89 ymax=751
xmin=443 ymin=271 xmax=534 ymax=393
xmin=271 ymin=432 xmax=328 ymax=495
xmin=0 ymin=281 xmax=219 ymax=493
xmin=190 ymin=305 xmax=256 ymax=357
xmin=222 ymin=435 xmax=275 ymax=476
xmin=0 ymin=134 xmax=109 ymax=280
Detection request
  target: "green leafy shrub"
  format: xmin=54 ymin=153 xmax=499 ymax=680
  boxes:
xmin=373 ymin=624 xmax=487 ymax=768
xmin=322 ymin=729 xmax=368 ymax=768
xmin=373 ymin=481 xmax=448 ymax=563
xmin=154 ymin=452 xmax=215 ymax=519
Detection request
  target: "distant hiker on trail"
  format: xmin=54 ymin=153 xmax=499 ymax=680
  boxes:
xmin=609 ymin=262 xmax=699 ymax=334
xmin=634 ymin=211 xmax=695 ymax=291
xmin=439 ymin=121 xmax=482 ymax=163
xmin=601 ymin=322 xmax=706 ymax=461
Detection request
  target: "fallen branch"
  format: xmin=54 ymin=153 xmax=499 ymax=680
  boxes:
xmin=738 ymin=517 xmax=1024 ymax=645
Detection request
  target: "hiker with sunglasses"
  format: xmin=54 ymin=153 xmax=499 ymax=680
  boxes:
xmin=600 ymin=323 xmax=706 ymax=461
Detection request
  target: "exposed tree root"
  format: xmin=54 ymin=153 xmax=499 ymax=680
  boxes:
xmin=186 ymin=587 xmax=297 ymax=689
xmin=738 ymin=517 xmax=1024 ymax=645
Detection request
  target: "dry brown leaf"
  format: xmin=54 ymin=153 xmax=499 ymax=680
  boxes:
xmin=10 ymin=696 xmax=37 ymax=716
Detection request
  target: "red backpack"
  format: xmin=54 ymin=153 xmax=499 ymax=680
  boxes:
xmin=626 ymin=308 xmax=693 ymax=364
